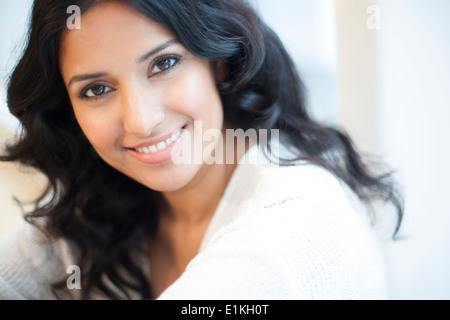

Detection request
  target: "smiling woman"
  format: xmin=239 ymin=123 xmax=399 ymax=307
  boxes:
xmin=0 ymin=0 xmax=403 ymax=300
xmin=60 ymin=4 xmax=226 ymax=193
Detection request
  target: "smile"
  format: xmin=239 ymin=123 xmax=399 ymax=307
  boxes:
xmin=133 ymin=127 xmax=184 ymax=154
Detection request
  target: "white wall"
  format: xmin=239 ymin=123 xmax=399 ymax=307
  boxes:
xmin=252 ymin=0 xmax=338 ymax=124
xmin=377 ymin=0 xmax=450 ymax=300
xmin=335 ymin=0 xmax=450 ymax=299
xmin=0 ymin=0 xmax=32 ymax=86
xmin=0 ymin=0 xmax=37 ymax=237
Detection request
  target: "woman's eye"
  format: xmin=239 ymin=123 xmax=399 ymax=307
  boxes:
xmin=84 ymin=84 xmax=112 ymax=98
xmin=151 ymin=57 xmax=179 ymax=75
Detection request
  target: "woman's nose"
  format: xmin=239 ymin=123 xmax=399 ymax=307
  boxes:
xmin=121 ymin=85 xmax=164 ymax=136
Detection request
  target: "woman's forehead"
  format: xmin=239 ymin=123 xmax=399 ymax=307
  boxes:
xmin=59 ymin=2 xmax=175 ymax=76
xmin=62 ymin=1 xmax=172 ymax=44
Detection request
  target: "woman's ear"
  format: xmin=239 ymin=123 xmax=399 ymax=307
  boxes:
xmin=213 ymin=61 xmax=228 ymax=84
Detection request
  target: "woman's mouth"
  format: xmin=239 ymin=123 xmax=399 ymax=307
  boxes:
xmin=126 ymin=125 xmax=188 ymax=165
xmin=133 ymin=127 xmax=184 ymax=154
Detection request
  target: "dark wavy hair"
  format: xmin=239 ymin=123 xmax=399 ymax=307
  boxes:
xmin=1 ymin=0 xmax=403 ymax=299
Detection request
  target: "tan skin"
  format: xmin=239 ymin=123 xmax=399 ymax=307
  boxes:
xmin=59 ymin=2 xmax=245 ymax=296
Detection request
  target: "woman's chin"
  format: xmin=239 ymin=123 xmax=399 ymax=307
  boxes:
xmin=139 ymin=165 xmax=202 ymax=193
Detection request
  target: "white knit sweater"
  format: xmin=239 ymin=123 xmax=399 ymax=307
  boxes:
xmin=0 ymin=145 xmax=389 ymax=299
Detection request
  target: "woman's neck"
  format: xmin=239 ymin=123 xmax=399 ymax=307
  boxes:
xmin=157 ymin=160 xmax=237 ymax=226
xmin=148 ymin=122 xmax=251 ymax=296
xmin=156 ymin=120 xmax=247 ymax=227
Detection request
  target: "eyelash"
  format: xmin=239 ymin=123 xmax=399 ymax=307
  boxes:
xmin=79 ymin=54 xmax=181 ymax=101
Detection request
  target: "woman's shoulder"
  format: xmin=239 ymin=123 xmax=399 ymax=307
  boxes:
xmin=232 ymin=144 xmax=358 ymax=203
xmin=214 ymin=144 xmax=368 ymax=231
xmin=182 ymin=148 xmax=389 ymax=299
xmin=207 ymin=153 xmax=375 ymax=246
xmin=0 ymin=220 xmax=78 ymax=299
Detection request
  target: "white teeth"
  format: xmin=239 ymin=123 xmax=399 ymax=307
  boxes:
xmin=134 ymin=128 xmax=184 ymax=154
xmin=156 ymin=141 xmax=167 ymax=151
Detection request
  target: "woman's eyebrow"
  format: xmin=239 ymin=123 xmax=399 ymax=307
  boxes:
xmin=68 ymin=72 xmax=108 ymax=88
xmin=137 ymin=39 xmax=179 ymax=64
xmin=67 ymin=39 xmax=179 ymax=88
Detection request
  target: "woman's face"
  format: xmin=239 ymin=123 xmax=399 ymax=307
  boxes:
xmin=59 ymin=2 xmax=225 ymax=192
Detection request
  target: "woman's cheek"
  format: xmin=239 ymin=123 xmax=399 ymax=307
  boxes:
xmin=75 ymin=106 xmax=121 ymax=155
xmin=163 ymin=76 xmax=201 ymax=117
xmin=164 ymin=62 xmax=220 ymax=119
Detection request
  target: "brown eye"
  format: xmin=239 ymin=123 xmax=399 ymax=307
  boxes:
xmin=88 ymin=85 xmax=105 ymax=96
xmin=151 ymin=56 xmax=179 ymax=74
xmin=157 ymin=58 xmax=174 ymax=70
xmin=84 ymin=84 xmax=112 ymax=98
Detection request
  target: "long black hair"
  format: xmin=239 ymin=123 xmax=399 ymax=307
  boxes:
xmin=1 ymin=0 xmax=404 ymax=299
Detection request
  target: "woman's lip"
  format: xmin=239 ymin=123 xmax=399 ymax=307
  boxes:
xmin=126 ymin=125 xmax=186 ymax=150
xmin=126 ymin=127 xmax=187 ymax=165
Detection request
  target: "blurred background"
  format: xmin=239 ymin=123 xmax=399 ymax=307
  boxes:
xmin=1 ymin=0 xmax=449 ymax=299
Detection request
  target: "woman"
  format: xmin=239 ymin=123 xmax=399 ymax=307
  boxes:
xmin=0 ymin=0 xmax=403 ymax=299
